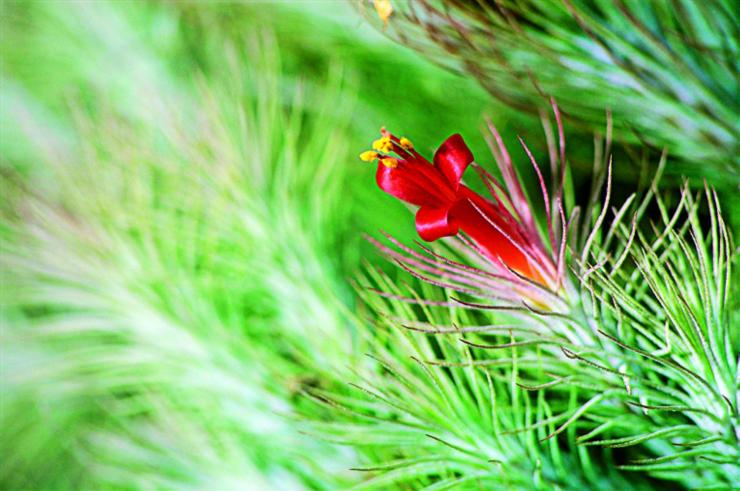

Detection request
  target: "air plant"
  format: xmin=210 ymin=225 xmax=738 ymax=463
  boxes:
xmin=361 ymin=0 xmax=739 ymax=182
xmin=0 ymin=27 xmax=363 ymax=490
xmin=307 ymin=103 xmax=738 ymax=489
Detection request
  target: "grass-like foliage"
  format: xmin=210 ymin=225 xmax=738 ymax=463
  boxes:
xmin=306 ymin=109 xmax=738 ymax=489
xmin=1 ymin=30 xmax=363 ymax=489
xmin=362 ymin=0 xmax=739 ymax=182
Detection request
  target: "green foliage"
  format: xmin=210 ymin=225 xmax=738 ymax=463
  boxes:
xmin=576 ymin=180 xmax=738 ymax=484
xmin=1 ymin=31 xmax=359 ymax=489
xmin=304 ymin=272 xmax=654 ymax=489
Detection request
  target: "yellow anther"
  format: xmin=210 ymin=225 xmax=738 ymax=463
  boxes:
xmin=359 ymin=150 xmax=379 ymax=162
xmin=380 ymin=157 xmax=398 ymax=169
xmin=399 ymin=137 xmax=414 ymax=150
xmin=372 ymin=136 xmax=393 ymax=153
xmin=374 ymin=0 xmax=393 ymax=26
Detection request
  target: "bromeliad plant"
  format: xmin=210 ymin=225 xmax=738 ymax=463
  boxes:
xmin=307 ymin=104 xmax=738 ymax=489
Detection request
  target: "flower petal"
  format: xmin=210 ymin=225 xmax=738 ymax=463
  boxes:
xmin=415 ymin=206 xmax=459 ymax=241
xmin=452 ymin=194 xmax=540 ymax=281
xmin=433 ymin=134 xmax=474 ymax=189
xmin=376 ymin=161 xmax=448 ymax=207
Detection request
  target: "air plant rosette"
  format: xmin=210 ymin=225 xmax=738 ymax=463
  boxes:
xmin=306 ymin=102 xmax=738 ymax=489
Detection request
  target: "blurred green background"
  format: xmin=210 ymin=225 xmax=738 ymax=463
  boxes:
xmin=0 ymin=1 xmax=727 ymax=489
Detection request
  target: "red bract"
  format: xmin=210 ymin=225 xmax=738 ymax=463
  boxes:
xmin=360 ymin=128 xmax=557 ymax=287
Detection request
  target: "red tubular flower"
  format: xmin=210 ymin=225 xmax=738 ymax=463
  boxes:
xmin=360 ymin=129 xmax=553 ymax=285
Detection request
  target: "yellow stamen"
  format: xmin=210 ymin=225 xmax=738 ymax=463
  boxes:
xmin=381 ymin=157 xmax=398 ymax=169
xmin=374 ymin=0 xmax=393 ymax=26
xmin=372 ymin=136 xmax=393 ymax=153
xmin=359 ymin=150 xmax=379 ymax=162
xmin=399 ymin=137 xmax=414 ymax=150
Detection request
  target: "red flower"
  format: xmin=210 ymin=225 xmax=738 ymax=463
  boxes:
xmin=360 ymin=129 xmax=550 ymax=285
